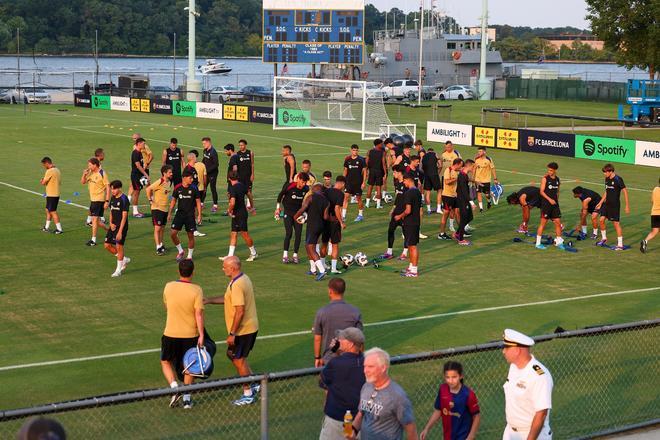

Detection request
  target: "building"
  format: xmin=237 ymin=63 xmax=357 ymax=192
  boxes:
xmin=466 ymin=27 xmax=496 ymax=42
xmin=543 ymin=35 xmax=604 ymax=50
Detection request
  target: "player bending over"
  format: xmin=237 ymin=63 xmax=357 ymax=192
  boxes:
xmin=571 ymin=186 xmax=601 ymax=240
xmin=506 ymin=186 xmax=541 ymax=233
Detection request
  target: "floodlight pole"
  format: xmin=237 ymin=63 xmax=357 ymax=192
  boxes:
xmin=478 ymin=0 xmax=492 ymax=100
xmin=417 ymin=0 xmax=424 ymax=106
xmin=173 ymin=32 xmax=177 ymax=91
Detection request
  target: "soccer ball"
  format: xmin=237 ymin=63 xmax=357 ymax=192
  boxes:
xmin=341 ymin=254 xmax=355 ymax=267
xmin=355 ymin=252 xmax=369 ymax=267
xmin=296 ymin=212 xmax=308 ymax=224
xmin=383 ymin=193 xmax=393 ymax=204
xmin=401 ymin=134 xmax=414 ymax=145
xmin=392 ymin=135 xmax=405 ymax=148
xmin=139 ymin=175 xmax=149 ymax=187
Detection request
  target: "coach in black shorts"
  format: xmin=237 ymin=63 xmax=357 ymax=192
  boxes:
xmin=295 ymin=183 xmax=330 ymax=281
xmin=222 ymin=171 xmax=258 ymax=261
xmin=169 ymin=169 xmax=202 ymax=262
xmin=324 ymin=176 xmax=347 ymax=274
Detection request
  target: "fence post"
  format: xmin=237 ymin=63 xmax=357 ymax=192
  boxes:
xmin=260 ymin=376 xmax=269 ymax=440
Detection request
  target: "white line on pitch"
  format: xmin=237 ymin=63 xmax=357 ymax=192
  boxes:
xmin=0 ymin=181 xmax=88 ymax=210
xmin=0 ymin=285 xmax=657 ymax=372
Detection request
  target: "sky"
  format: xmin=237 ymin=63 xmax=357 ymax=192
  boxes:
xmin=368 ymin=0 xmax=591 ymax=29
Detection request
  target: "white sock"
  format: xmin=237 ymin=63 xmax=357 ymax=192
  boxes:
xmin=387 ymin=247 xmax=393 ymax=254
xmin=426 ymin=204 xmax=431 ymax=212
xmin=309 ymin=260 xmax=317 ymax=272
xmin=358 ymin=209 xmax=363 ymax=216
xmin=170 ymin=381 xmax=178 ymax=388
xmin=116 ymin=259 xmax=123 ymax=272
xmin=183 ymin=393 xmax=191 ymax=401
xmin=123 ymin=256 xmax=129 ymax=263
xmin=469 ymin=201 xmax=476 ymax=208
xmin=283 ymin=250 xmax=288 ymax=258
xmin=249 ymin=246 xmax=257 ymax=255
xmin=228 ymin=245 xmax=236 ymax=256
xmin=478 ymin=201 xmax=483 ymax=210
xmin=601 ymin=230 xmax=607 ymax=240
xmin=187 ymin=248 xmax=194 ymax=259
xmin=86 ymin=215 xmax=92 ymax=223
xmin=158 ymin=242 xmax=163 ymax=248
xmin=449 ymin=219 xmax=455 ymax=229
xmin=376 ymin=198 xmax=381 ymax=208
xmin=365 ymin=199 xmax=370 ymax=208
xmin=156 ymin=243 xmax=161 ymax=250
xmin=581 ymin=226 xmax=587 ymax=234
xmin=293 ymin=252 xmax=298 ymax=258
xmin=555 ymin=237 xmax=564 ymax=246
xmin=410 ymin=265 xmax=418 ymax=274
xmin=176 ymin=243 xmax=184 ymax=253
xmin=437 ymin=204 xmax=442 ymax=212
xmin=56 ymin=223 xmax=62 ymax=231
xmin=315 ymin=259 xmax=326 ymax=273
xmin=327 ymin=243 xmax=333 ymax=254
xmin=45 ymin=220 xmax=51 ymax=229
xmin=331 ymin=259 xmax=338 ymax=271
xmin=408 ymin=263 xmax=413 ymax=270
xmin=617 ymin=236 xmax=623 ymax=247
xmin=132 ymin=205 xmax=139 ymax=215
xmin=341 ymin=208 xmax=347 ymax=219
xmin=91 ymin=236 xmax=96 ymax=243
xmin=592 ymin=228 xmax=597 ymax=235
xmin=316 ymin=244 xmax=321 ymax=254
xmin=402 ymin=248 xmax=409 ymax=256
xmin=320 ymin=256 xmax=327 ymax=266
xmin=536 ymin=235 xmax=542 ymax=246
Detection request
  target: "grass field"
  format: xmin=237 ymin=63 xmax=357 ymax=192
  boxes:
xmin=0 ymin=99 xmax=658 ymax=416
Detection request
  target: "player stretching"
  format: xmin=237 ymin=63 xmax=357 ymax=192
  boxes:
xmin=394 ymin=174 xmax=422 ymax=277
xmin=294 ymin=183 xmax=329 ymax=281
xmin=324 ymin=176 xmax=347 ymax=274
xmin=129 ymin=137 xmax=150 ymax=218
xmin=640 ymin=178 xmax=660 ymax=253
xmin=422 ymin=147 xmax=442 ymax=214
xmin=535 ymin=162 xmax=564 ymax=250
xmin=455 ymin=159 xmax=475 ymax=245
xmin=595 ymin=164 xmax=630 ymax=250
xmin=81 ymin=157 xmax=109 ymax=246
xmin=342 ymin=144 xmax=367 ymax=222
xmin=147 ymin=165 xmax=173 ymax=255
xmin=103 ymin=180 xmax=130 ymax=277
xmin=168 ymin=169 xmax=202 ymax=261
xmin=381 ymin=165 xmax=408 ymax=260
xmin=162 ymin=138 xmax=183 ymax=187
xmin=474 ymin=147 xmax=498 ymax=212
xmin=282 ymin=145 xmax=297 ymax=183
xmin=506 ymin=186 xmax=541 ymax=233
xmin=276 ymin=172 xmax=310 ymax=263
xmin=221 ymin=171 xmax=258 ymax=261
xmin=438 ymin=158 xmax=462 ymax=240
xmin=236 ymin=139 xmax=255 ymax=212
xmin=40 ymin=157 xmax=63 ymax=234
xmin=571 ymin=186 xmax=602 ymax=240
xmin=365 ymin=138 xmax=387 ymax=209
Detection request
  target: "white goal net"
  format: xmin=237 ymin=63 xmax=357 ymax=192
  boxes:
xmin=273 ymin=76 xmax=412 ymax=140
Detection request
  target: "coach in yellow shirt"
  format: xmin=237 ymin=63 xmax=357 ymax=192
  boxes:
xmin=81 ymin=157 xmax=109 ymax=246
xmin=147 ymin=165 xmax=173 ymax=256
xmin=161 ymin=259 xmax=205 ymax=409
xmin=474 ymin=146 xmax=499 ymax=212
xmin=641 ymin=178 xmax=660 ymax=253
xmin=205 ymin=255 xmax=260 ymax=406
xmin=40 ymin=156 xmax=63 ymax=234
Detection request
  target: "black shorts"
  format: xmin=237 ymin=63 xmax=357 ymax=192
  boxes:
xmin=172 ymin=212 xmax=197 ymax=232
xmin=345 ymin=181 xmax=363 ymax=196
xmin=367 ymin=170 xmax=384 ymax=186
xmin=89 ymin=201 xmax=105 ymax=217
xmin=152 ymin=209 xmax=167 ymax=226
xmin=231 ymin=213 xmax=248 ymax=232
xmin=46 ymin=196 xmax=59 ymax=212
xmin=327 ymin=221 xmax=342 ymax=244
xmin=424 ymin=175 xmax=441 ymax=191
xmin=160 ymin=335 xmax=198 ymax=375
xmin=541 ymin=203 xmax=562 ymax=220
xmin=238 ymin=177 xmax=253 ymax=190
xmin=442 ymin=196 xmax=457 ymax=211
xmin=476 ymin=182 xmax=490 ymax=194
xmin=227 ymin=331 xmax=258 ymax=360
xmin=131 ymin=173 xmax=144 ymax=191
xmin=652 ymin=215 xmax=660 ymax=229
xmin=105 ymin=226 xmax=128 ymax=246
xmin=389 ymin=217 xmax=402 ymax=230
xmin=439 ymin=176 xmax=444 ymax=190
xmin=172 ymin=173 xmax=182 ymax=187
xmin=586 ymin=202 xmax=599 ymax=214
xmin=402 ymin=224 xmax=420 ymax=247
xmin=306 ymin=224 xmax=325 ymax=245
xmin=600 ymin=204 xmax=620 ymax=222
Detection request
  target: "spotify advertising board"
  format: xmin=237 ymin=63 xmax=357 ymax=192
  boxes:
xmin=575 ymin=135 xmax=635 ymax=164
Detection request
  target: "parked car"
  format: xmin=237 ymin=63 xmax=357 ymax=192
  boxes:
xmin=147 ymin=86 xmax=174 ymax=100
xmin=435 ymin=85 xmax=476 ymax=101
xmin=207 ymin=86 xmax=244 ymax=103
xmin=380 ymin=79 xmax=433 ymax=101
xmin=2 ymin=88 xmax=52 ymax=104
xmin=241 ymin=86 xmax=272 ymax=102
xmin=276 ymin=85 xmax=304 ymax=100
xmin=338 ymin=82 xmax=386 ymax=100
xmin=0 ymin=88 xmax=11 ymax=103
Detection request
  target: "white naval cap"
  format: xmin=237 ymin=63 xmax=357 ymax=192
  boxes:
xmin=503 ymin=329 xmax=535 ymax=347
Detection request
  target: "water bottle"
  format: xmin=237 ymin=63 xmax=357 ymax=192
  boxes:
xmin=343 ymin=410 xmax=353 ymax=437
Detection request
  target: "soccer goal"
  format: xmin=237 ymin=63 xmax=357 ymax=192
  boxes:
xmin=273 ymin=76 xmax=407 ymax=140
xmin=380 ymin=124 xmax=417 ymax=140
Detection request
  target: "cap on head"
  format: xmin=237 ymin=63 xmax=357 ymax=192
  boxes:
xmin=335 ymin=327 xmax=365 ymax=347
xmin=503 ymin=329 xmax=535 ymax=347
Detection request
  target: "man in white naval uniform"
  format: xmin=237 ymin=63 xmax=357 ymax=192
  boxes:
xmin=502 ymin=329 xmax=553 ymax=440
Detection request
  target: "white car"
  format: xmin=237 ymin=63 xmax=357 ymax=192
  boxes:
xmin=342 ymin=83 xmax=385 ymax=100
xmin=277 ymin=86 xmax=304 ymax=99
xmin=25 ymin=89 xmax=52 ymax=104
xmin=207 ymin=86 xmax=243 ymax=103
xmin=436 ymin=85 xmax=476 ymax=101
xmin=380 ymin=79 xmax=434 ymax=101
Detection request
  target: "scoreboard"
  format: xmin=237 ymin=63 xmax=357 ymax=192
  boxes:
xmin=262 ymin=0 xmax=365 ymax=65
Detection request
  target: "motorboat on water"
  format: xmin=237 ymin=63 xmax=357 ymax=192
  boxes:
xmin=198 ymin=59 xmax=232 ymax=75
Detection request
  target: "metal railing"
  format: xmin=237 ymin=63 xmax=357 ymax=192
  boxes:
xmin=1 ymin=320 xmax=658 ymax=439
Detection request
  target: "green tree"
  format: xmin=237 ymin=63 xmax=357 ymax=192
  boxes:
xmin=586 ymin=0 xmax=658 ymax=78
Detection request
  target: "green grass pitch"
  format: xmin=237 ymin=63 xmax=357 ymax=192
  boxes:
xmin=0 ymin=99 xmax=658 ymax=413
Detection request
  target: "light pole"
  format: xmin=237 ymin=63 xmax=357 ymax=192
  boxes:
xmin=417 ymin=0 xmax=424 ymax=105
xmin=478 ymin=0 xmax=492 ymax=100
xmin=185 ymin=0 xmax=202 ymax=101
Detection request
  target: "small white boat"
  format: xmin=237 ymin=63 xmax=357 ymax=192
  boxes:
xmin=198 ymin=59 xmax=232 ymax=75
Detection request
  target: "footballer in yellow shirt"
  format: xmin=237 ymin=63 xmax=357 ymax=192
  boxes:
xmin=40 ymin=156 xmax=63 ymax=233
xmin=147 ymin=165 xmax=173 ymax=255
xmin=474 ymin=147 xmax=499 ymax=211
xmin=81 ymin=157 xmax=110 ymax=246
xmin=640 ymin=178 xmax=660 ymax=253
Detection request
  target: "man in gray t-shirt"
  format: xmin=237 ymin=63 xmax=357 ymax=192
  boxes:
xmin=313 ymin=278 xmax=363 ymax=366
xmin=348 ymin=348 xmax=417 ymax=440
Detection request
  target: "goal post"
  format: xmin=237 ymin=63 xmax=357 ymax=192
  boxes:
xmin=273 ymin=76 xmax=407 ymax=140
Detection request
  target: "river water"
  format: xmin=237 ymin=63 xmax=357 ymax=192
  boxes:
xmin=0 ymin=56 xmax=649 ymax=90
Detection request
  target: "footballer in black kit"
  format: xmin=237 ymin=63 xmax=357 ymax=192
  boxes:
xmin=366 ymin=139 xmax=387 ymax=208
xmin=382 ymin=165 xmax=408 ymax=259
xmin=201 ymin=137 xmax=219 ymax=208
xmin=221 ymin=170 xmax=258 ymax=261
xmin=394 ymin=174 xmax=422 ymax=277
xmin=421 ymin=148 xmax=442 ymax=213
xmin=342 ymin=144 xmax=367 ymax=221
xmin=571 ymin=186 xmax=602 ymax=239
xmin=163 ymin=138 xmax=183 ymax=186
xmin=322 ymin=176 xmax=347 ymax=273
xmin=507 ymin=186 xmax=542 ymax=233
xmin=595 ymin=164 xmax=630 ymax=249
xmin=455 ymin=160 xmax=475 ymax=245
xmin=535 ymin=162 xmax=564 ymax=249
xmin=276 ymin=172 xmax=310 ymax=263
xmin=294 ymin=183 xmax=330 ymax=281
xmin=103 ymin=180 xmax=131 ymax=277
xmin=168 ymin=169 xmax=202 ymax=261
xmin=236 ymin=139 xmax=255 ymax=209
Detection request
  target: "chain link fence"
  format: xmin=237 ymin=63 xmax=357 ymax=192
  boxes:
xmin=1 ymin=320 xmax=658 ymax=439
xmin=506 ymin=77 xmax=628 ymax=103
